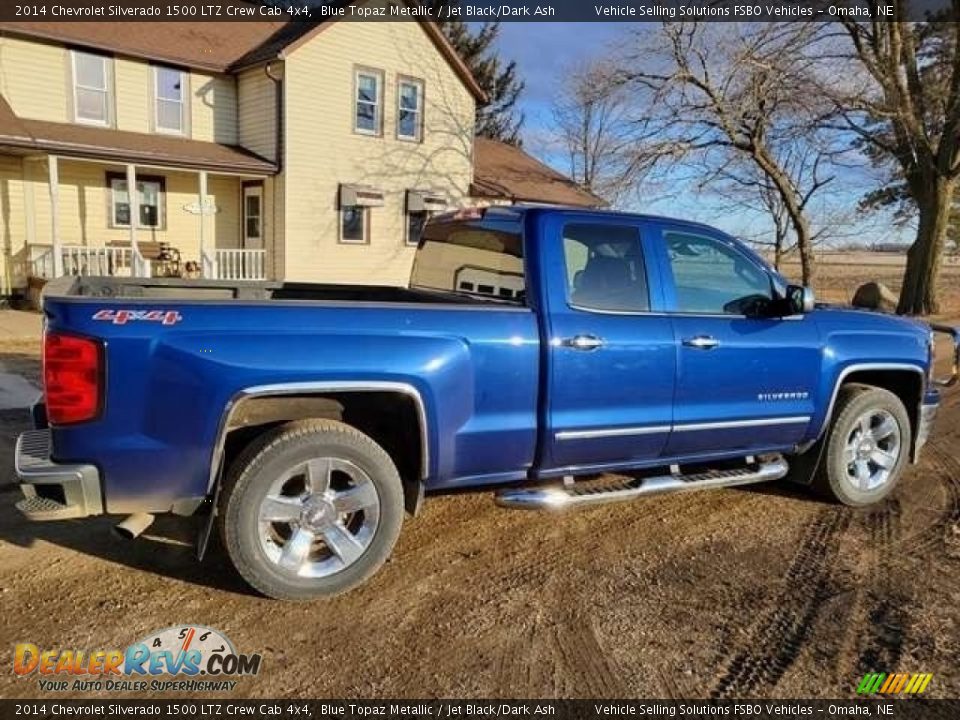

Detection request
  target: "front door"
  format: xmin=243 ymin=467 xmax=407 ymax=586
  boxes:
xmin=540 ymin=214 xmax=676 ymax=475
xmin=243 ymin=184 xmax=263 ymax=249
xmin=651 ymin=222 xmax=822 ymax=457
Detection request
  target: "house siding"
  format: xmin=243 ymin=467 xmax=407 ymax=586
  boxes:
xmin=238 ymin=65 xmax=278 ymax=162
xmin=282 ymin=19 xmax=475 ymax=285
xmin=0 ymin=34 xmax=238 ymax=142
xmin=115 ymin=57 xmax=150 ymax=132
xmin=0 ymin=35 xmax=69 ymax=122
xmin=0 ymin=155 xmax=27 ymax=295
xmin=191 ymin=71 xmax=237 ymax=144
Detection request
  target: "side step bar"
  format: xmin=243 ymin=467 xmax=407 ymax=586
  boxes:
xmin=495 ymin=455 xmax=789 ymax=511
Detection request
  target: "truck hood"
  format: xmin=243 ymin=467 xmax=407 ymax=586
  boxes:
xmin=812 ymin=304 xmax=931 ymax=340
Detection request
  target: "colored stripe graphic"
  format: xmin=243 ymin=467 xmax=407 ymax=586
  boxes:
xmin=858 ymin=672 xmax=932 ymax=695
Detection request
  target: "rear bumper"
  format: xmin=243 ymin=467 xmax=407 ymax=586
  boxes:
xmin=14 ymin=429 xmax=103 ymax=520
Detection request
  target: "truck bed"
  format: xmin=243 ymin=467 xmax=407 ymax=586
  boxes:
xmin=44 ymin=276 xmax=507 ymax=306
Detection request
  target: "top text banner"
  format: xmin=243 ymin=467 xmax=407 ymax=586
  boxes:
xmin=2 ymin=0 xmax=957 ymax=23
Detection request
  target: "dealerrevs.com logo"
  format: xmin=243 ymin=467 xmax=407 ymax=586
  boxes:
xmin=14 ymin=625 xmax=262 ymax=693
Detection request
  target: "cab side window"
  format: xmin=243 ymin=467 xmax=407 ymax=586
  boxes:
xmin=563 ymin=223 xmax=649 ymax=313
xmin=665 ymin=231 xmax=772 ymax=315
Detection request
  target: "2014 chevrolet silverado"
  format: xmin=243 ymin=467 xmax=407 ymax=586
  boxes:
xmin=14 ymin=206 xmax=960 ymax=600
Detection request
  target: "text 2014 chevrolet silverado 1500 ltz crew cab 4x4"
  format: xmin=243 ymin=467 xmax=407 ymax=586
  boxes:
xmin=14 ymin=206 xmax=960 ymax=600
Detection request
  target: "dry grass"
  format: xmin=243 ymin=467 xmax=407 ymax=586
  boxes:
xmin=778 ymin=252 xmax=960 ymax=318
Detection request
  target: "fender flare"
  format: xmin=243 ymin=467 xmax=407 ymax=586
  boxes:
xmin=196 ymin=380 xmax=430 ymax=561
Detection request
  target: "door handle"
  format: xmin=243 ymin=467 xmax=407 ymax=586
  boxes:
xmin=682 ymin=335 xmax=720 ymax=350
xmin=561 ymin=334 xmax=604 ymax=351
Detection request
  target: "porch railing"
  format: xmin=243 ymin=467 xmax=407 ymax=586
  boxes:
xmin=27 ymin=245 xmax=153 ymax=279
xmin=204 ymin=249 xmax=266 ymax=281
xmin=27 ymin=246 xmax=264 ymax=281
xmin=60 ymin=245 xmax=151 ymax=278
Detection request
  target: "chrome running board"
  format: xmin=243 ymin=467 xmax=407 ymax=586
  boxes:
xmin=495 ymin=455 xmax=788 ymax=511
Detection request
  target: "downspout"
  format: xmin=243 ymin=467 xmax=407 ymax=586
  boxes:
xmin=264 ymin=61 xmax=283 ymax=281
xmin=264 ymin=61 xmax=283 ymax=171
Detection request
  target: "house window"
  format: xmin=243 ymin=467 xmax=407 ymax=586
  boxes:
xmin=72 ymin=51 xmax=111 ymax=125
xmin=340 ymin=206 xmax=369 ymax=244
xmin=406 ymin=211 xmax=429 ymax=246
xmin=108 ymin=173 xmax=165 ymax=229
xmin=397 ymin=78 xmax=423 ymax=141
xmin=354 ymin=69 xmax=382 ymax=135
xmin=155 ymin=66 xmax=186 ymax=134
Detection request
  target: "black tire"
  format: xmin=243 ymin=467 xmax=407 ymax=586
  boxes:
xmin=812 ymin=383 xmax=911 ymax=507
xmin=219 ymin=419 xmax=404 ymax=601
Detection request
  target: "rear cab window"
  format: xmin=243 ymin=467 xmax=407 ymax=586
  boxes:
xmin=562 ymin=223 xmax=649 ymax=313
xmin=410 ymin=208 xmax=526 ymax=304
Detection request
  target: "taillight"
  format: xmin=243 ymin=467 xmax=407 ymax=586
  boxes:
xmin=43 ymin=331 xmax=102 ymax=425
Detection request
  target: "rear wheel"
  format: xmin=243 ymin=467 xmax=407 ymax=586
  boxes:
xmin=813 ymin=384 xmax=911 ymax=506
xmin=219 ymin=419 xmax=404 ymax=601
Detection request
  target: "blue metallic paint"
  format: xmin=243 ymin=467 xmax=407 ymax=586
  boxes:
xmin=42 ymin=207 xmax=937 ymax=514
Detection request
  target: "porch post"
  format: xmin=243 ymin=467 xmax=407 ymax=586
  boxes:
xmin=48 ymin=155 xmax=63 ymax=277
xmin=126 ymin=163 xmax=140 ymax=274
xmin=198 ymin=170 xmax=208 ymax=277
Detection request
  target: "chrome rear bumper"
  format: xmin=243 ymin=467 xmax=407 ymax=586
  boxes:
xmin=14 ymin=429 xmax=103 ymax=520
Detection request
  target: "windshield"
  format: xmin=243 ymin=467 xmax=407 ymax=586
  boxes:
xmin=409 ymin=215 xmax=525 ymax=304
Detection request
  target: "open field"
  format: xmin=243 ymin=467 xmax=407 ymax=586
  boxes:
xmin=1 ymin=330 xmax=959 ymax=700
xmin=778 ymin=251 xmax=960 ymax=317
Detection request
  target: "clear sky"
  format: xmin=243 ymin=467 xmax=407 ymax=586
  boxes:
xmin=488 ymin=22 xmax=914 ymax=249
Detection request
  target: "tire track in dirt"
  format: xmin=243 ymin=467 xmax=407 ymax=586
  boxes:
xmin=850 ymin=498 xmax=909 ymax=684
xmin=483 ymin=484 xmax=763 ymax=697
xmin=832 ymin=442 xmax=959 ymax=695
xmin=710 ymin=507 xmax=852 ymax=698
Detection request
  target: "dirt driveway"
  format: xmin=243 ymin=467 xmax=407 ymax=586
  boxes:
xmin=0 ymin=339 xmax=958 ymax=700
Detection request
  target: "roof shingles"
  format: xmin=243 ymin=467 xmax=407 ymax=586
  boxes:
xmin=0 ymin=96 xmax=275 ymax=174
xmin=472 ymin=137 xmax=606 ymax=208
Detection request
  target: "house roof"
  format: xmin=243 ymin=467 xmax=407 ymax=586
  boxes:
xmin=472 ymin=137 xmax=607 ymax=208
xmin=0 ymin=11 xmax=288 ymax=73
xmin=0 ymin=96 xmax=275 ymax=175
xmin=0 ymin=3 xmax=486 ymax=101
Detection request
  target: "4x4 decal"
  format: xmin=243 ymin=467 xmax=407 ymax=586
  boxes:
xmin=92 ymin=309 xmax=183 ymax=326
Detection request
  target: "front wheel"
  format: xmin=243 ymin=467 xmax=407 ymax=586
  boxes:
xmin=813 ymin=384 xmax=911 ymax=506
xmin=219 ymin=419 xmax=404 ymax=601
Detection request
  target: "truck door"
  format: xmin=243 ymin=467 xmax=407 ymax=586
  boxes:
xmin=651 ymin=221 xmax=822 ymax=457
xmin=539 ymin=214 xmax=676 ymax=475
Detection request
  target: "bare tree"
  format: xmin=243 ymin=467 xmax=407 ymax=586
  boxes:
xmin=820 ymin=8 xmax=960 ymax=314
xmin=613 ymin=22 xmax=837 ymax=285
xmin=551 ymin=62 xmax=637 ymax=206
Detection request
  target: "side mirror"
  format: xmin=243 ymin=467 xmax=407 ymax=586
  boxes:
xmin=786 ymin=284 xmax=815 ymax=315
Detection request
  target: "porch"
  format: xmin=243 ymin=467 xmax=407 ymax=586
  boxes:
xmin=21 ymin=155 xmax=269 ymax=283
xmin=0 ymin=109 xmax=278 ymax=294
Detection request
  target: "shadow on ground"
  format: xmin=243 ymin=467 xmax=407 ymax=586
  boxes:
xmin=0 ymin=485 xmax=256 ymax=597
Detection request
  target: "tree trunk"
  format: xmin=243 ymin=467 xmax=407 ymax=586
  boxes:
xmin=898 ymin=176 xmax=955 ymax=315
xmin=796 ymin=224 xmax=816 ymax=287
xmin=773 ymin=239 xmax=784 ymax=271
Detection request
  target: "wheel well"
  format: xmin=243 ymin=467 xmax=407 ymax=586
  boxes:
xmin=840 ymin=369 xmax=923 ymax=444
xmin=220 ymin=391 xmax=425 ymax=487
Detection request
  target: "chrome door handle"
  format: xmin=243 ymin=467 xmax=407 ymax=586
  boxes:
xmin=682 ymin=335 xmax=720 ymax=350
xmin=561 ymin=335 xmax=604 ymax=351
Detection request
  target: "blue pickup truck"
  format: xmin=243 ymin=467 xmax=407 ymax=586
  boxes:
xmin=14 ymin=206 xmax=960 ymax=600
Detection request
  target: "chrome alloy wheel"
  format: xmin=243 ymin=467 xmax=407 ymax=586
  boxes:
xmin=843 ymin=409 xmax=902 ymax=492
xmin=257 ymin=457 xmax=380 ymax=578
